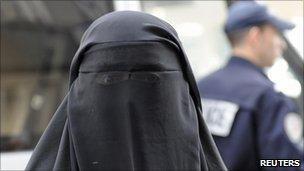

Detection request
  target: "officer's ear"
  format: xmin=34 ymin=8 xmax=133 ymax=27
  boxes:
xmin=247 ymin=26 xmax=262 ymax=46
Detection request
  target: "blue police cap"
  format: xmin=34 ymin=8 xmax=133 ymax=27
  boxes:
xmin=224 ymin=1 xmax=295 ymax=33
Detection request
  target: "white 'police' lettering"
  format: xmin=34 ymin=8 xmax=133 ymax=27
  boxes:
xmin=202 ymin=99 xmax=239 ymax=137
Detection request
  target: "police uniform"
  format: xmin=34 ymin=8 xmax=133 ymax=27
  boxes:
xmin=198 ymin=56 xmax=303 ymax=170
xmin=198 ymin=2 xmax=303 ymax=170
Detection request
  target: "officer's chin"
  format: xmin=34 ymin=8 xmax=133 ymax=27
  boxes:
xmin=268 ymin=54 xmax=281 ymax=67
xmin=264 ymin=58 xmax=276 ymax=67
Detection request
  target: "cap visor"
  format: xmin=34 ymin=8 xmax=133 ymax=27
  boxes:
xmin=269 ymin=16 xmax=295 ymax=31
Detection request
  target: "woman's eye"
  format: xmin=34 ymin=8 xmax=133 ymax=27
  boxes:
xmin=96 ymin=73 xmax=129 ymax=85
xmin=130 ymin=73 xmax=160 ymax=83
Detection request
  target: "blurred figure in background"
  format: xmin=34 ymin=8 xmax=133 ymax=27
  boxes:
xmin=198 ymin=1 xmax=303 ymax=171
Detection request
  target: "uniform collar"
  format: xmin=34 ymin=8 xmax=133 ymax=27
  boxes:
xmin=228 ymin=56 xmax=268 ymax=78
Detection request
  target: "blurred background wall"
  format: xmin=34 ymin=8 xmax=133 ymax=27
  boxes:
xmin=1 ymin=1 xmax=114 ymax=152
xmin=1 ymin=0 xmax=303 ymax=170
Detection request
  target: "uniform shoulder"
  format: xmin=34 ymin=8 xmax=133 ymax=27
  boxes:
xmin=198 ymin=66 xmax=273 ymax=90
xmin=259 ymin=85 xmax=296 ymax=108
xmin=197 ymin=66 xmax=275 ymax=110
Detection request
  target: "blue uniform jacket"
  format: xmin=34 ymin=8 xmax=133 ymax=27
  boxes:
xmin=198 ymin=56 xmax=303 ymax=171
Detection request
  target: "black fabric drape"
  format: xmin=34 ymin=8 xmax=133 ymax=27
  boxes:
xmin=26 ymin=11 xmax=226 ymax=171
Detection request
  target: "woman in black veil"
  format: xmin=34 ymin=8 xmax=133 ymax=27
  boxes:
xmin=26 ymin=11 xmax=226 ymax=171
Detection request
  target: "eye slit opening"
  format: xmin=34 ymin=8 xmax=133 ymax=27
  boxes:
xmin=130 ymin=73 xmax=160 ymax=83
xmin=96 ymin=72 xmax=129 ymax=85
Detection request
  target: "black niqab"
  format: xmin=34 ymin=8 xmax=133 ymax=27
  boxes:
xmin=26 ymin=11 xmax=226 ymax=171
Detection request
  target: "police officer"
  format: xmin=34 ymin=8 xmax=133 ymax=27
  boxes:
xmin=198 ymin=1 xmax=303 ymax=170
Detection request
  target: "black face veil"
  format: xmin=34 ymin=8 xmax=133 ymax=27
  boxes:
xmin=26 ymin=11 xmax=226 ymax=171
